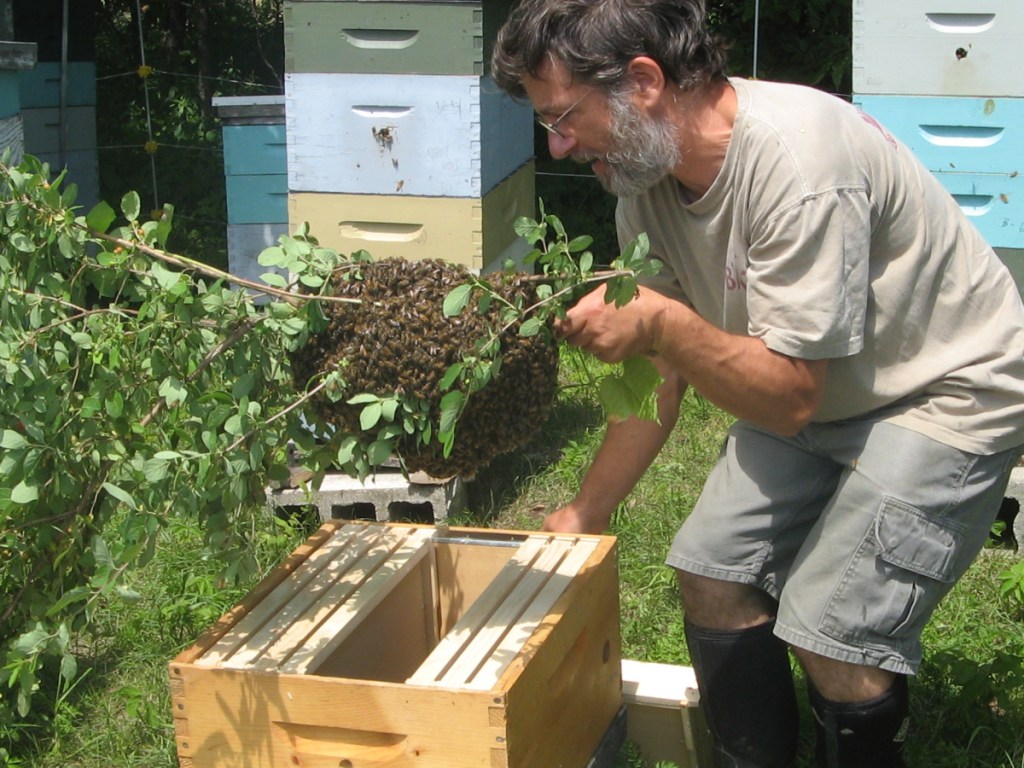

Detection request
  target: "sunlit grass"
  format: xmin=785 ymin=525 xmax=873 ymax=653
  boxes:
xmin=15 ymin=358 xmax=1024 ymax=768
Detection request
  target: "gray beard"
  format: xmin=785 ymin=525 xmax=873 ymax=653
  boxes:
xmin=590 ymin=89 xmax=682 ymax=197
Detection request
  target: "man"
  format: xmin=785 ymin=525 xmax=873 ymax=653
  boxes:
xmin=490 ymin=1 xmax=1024 ymax=766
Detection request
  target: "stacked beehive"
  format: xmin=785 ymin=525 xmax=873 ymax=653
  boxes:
xmin=15 ymin=0 xmax=99 ymax=208
xmin=0 ymin=42 xmax=36 ymax=161
xmin=852 ymin=0 xmax=1024 ymax=289
xmin=283 ymin=0 xmax=535 ymax=272
xmin=212 ymin=95 xmax=290 ymax=287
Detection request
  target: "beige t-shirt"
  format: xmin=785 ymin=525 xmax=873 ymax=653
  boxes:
xmin=619 ymin=77 xmax=1024 ymax=454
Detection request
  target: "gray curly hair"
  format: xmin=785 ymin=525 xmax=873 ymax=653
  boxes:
xmin=491 ymin=0 xmax=729 ymax=97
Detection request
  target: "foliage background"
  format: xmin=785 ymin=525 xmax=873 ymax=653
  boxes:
xmin=83 ymin=0 xmax=852 ymax=271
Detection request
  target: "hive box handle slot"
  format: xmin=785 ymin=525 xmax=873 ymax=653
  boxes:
xmin=924 ymin=13 xmax=996 ymax=34
xmin=275 ymin=721 xmax=415 ymax=768
xmin=342 ymin=28 xmax=419 ymax=51
xmin=338 ymin=221 xmax=425 ymax=243
xmin=953 ymin=194 xmax=995 ymax=216
xmin=919 ymin=124 xmax=1003 ymax=148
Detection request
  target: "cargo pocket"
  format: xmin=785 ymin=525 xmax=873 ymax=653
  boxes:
xmin=820 ymin=496 xmax=962 ymax=649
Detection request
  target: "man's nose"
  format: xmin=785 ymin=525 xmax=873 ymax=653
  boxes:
xmin=547 ymin=131 xmax=577 ymax=160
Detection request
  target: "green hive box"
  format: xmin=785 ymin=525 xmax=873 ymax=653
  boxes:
xmin=284 ymin=0 xmax=515 ymax=76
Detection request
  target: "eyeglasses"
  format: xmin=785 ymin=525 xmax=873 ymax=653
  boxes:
xmin=536 ymin=89 xmax=593 ymax=139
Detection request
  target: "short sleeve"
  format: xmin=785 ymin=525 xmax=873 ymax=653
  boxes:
xmin=746 ymin=187 xmax=870 ymax=360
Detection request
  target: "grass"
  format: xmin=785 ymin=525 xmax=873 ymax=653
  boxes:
xmin=10 ymin=357 xmax=1024 ymax=768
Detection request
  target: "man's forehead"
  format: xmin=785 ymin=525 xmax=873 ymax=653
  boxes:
xmin=537 ymin=53 xmax=575 ymax=87
xmin=523 ymin=55 xmax=582 ymax=107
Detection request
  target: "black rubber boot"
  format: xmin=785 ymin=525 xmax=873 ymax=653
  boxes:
xmin=807 ymin=675 xmax=909 ymax=768
xmin=685 ymin=619 xmax=799 ymax=768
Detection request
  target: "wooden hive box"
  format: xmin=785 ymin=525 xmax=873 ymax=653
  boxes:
xmin=620 ymin=659 xmax=712 ymax=768
xmin=169 ymin=520 xmax=622 ymax=768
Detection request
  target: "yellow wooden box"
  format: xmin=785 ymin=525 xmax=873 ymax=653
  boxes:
xmin=288 ymin=161 xmax=535 ymax=273
xmin=169 ymin=521 xmax=621 ymax=768
xmin=620 ymin=659 xmax=712 ymax=768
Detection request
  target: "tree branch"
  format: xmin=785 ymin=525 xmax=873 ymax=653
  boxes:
xmin=88 ymin=229 xmax=360 ymax=307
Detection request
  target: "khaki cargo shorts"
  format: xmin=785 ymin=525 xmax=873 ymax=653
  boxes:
xmin=666 ymin=419 xmax=1021 ymax=675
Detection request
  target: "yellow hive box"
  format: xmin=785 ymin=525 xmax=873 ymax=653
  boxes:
xmin=621 ymin=659 xmax=713 ymax=767
xmin=288 ymin=161 xmax=535 ymax=273
xmin=169 ymin=521 xmax=621 ymax=768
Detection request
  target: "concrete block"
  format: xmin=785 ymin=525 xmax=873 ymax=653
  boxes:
xmin=267 ymin=470 xmax=464 ymax=524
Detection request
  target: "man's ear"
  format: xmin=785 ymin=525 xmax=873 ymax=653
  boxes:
xmin=626 ymin=56 xmax=667 ymax=107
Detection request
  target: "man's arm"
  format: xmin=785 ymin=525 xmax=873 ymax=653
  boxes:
xmin=543 ymin=363 xmax=686 ymax=534
xmin=558 ymin=285 xmax=828 ymax=436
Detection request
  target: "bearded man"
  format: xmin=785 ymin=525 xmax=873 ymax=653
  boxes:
xmin=490 ymin=1 xmax=1024 ymax=766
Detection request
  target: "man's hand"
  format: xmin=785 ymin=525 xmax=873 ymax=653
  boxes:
xmin=542 ymin=503 xmax=612 ymax=535
xmin=554 ymin=284 xmax=671 ymax=363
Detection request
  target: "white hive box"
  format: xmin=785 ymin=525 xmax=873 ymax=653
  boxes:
xmin=285 ymin=71 xmax=533 ymax=199
xmin=853 ymin=0 xmax=1024 ymax=97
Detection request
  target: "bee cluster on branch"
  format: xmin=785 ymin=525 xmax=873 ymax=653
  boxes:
xmin=290 ymin=257 xmax=560 ymax=479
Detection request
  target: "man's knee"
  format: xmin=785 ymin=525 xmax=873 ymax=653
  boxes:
xmin=792 ymin=647 xmax=896 ymax=703
xmin=675 ymin=569 xmax=777 ymax=628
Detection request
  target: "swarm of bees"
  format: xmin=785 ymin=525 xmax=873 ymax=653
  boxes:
xmin=290 ymin=257 xmax=560 ymax=479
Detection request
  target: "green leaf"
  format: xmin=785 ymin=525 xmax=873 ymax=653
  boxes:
xmin=597 ymin=356 xmax=663 ymax=423
xmin=10 ymin=231 xmax=34 ymax=252
xmin=260 ymin=272 xmax=288 ymax=288
xmin=81 ymin=395 xmax=102 ymax=418
xmin=115 ymin=585 xmax=143 ymax=602
xmin=143 ymin=457 xmax=170 ymax=482
xmin=159 ymin=376 xmax=187 ymax=407
xmin=513 ymin=216 xmax=546 ymax=244
xmin=121 ymin=191 xmax=141 ymax=222
xmin=105 ymin=392 xmax=125 ymax=418
xmin=359 ymin=401 xmax=383 ymax=431
xmin=232 ymin=374 xmax=255 ymax=400
xmin=598 ymin=377 xmax=634 ymax=424
xmin=1 ymin=429 xmax=28 ymax=449
xmin=86 ymin=201 xmax=116 ymax=232
xmin=443 ymin=283 xmax=474 ymax=317
xmin=46 ymin=586 xmax=89 ymax=616
xmin=102 ymin=482 xmax=138 ymax=510
xmin=14 ymin=627 xmax=48 ymax=656
xmin=258 ymin=246 xmax=286 ymax=266
xmin=151 ymin=262 xmax=182 ymax=291
xmin=299 ymin=273 xmax=324 ymax=288
xmin=11 ymin=480 xmax=39 ymax=504
xmin=439 ymin=363 xmax=464 ymax=391
xmin=347 ymin=393 xmax=379 ymax=405
xmin=223 ymin=414 xmax=243 ymax=436
xmin=154 ymin=205 xmax=174 ymax=247
xmin=335 ymin=435 xmax=358 ymax=466
xmin=519 ymin=317 xmax=543 ymax=338
xmin=92 ymin=536 xmax=114 ymax=569
xmin=569 ymin=235 xmax=594 ymax=253
xmin=438 ymin=390 xmax=464 ymax=437
xmin=367 ymin=439 xmax=392 ymax=465
xmin=60 ymin=653 xmax=78 ymax=682
xmin=607 ymin=276 xmax=638 ymax=308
